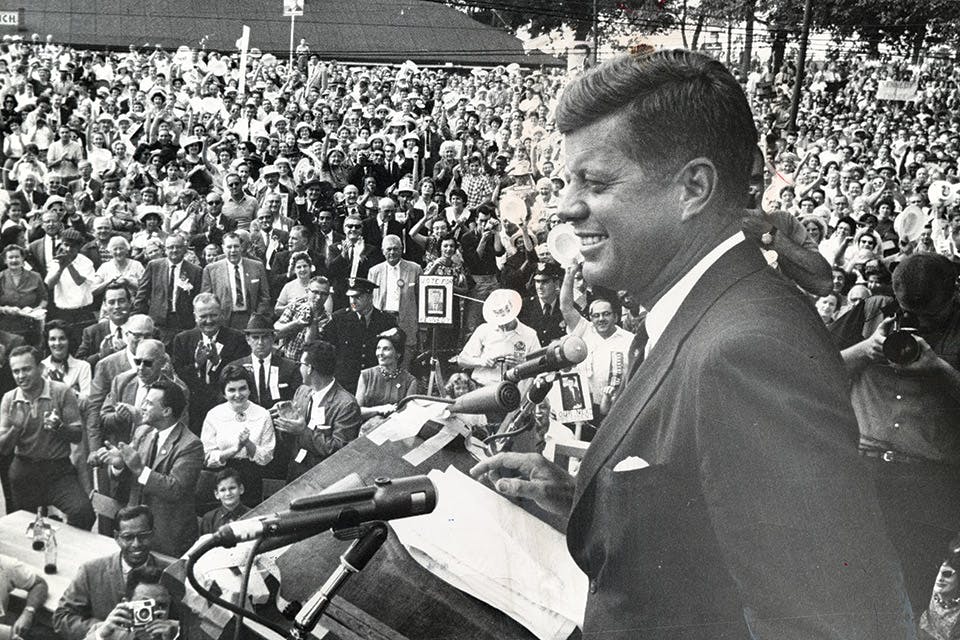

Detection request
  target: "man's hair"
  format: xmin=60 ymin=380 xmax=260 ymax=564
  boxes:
xmin=215 ymin=467 xmax=243 ymax=488
xmin=302 ymin=340 xmax=337 ymax=377
xmin=555 ymin=49 xmax=758 ymax=207
xmin=148 ymin=378 xmax=188 ymax=421
xmin=892 ymin=254 xmax=958 ymax=309
xmin=9 ymin=345 xmax=40 ymax=365
xmin=115 ymin=505 xmax=154 ymax=532
xmin=124 ymin=564 xmax=165 ymax=599
xmin=104 ymin=280 xmax=132 ymax=300
xmin=193 ymin=292 xmax=221 ymax=308
xmin=222 ymin=231 xmax=240 ymax=245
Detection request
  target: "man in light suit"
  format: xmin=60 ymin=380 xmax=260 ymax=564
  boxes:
xmin=100 ymin=340 xmax=189 ymax=446
xmin=99 ymin=379 xmax=202 ymax=557
xmin=201 ymin=232 xmax=271 ymax=330
xmin=86 ymin=315 xmax=155 ymax=461
xmin=134 ymin=233 xmax=203 ymax=344
xmin=53 ymin=505 xmax=168 ymax=640
xmin=473 ymin=50 xmax=912 ymax=639
xmin=368 ymin=234 xmax=422 ymax=365
xmin=171 ymin=293 xmax=250 ymax=435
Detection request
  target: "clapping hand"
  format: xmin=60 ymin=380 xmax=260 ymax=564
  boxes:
xmin=118 ymin=441 xmax=145 ymax=475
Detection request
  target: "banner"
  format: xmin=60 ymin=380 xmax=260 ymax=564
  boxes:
xmin=235 ymin=25 xmax=250 ymax=97
xmin=876 ymin=80 xmax=918 ymax=101
xmin=283 ymin=0 xmax=304 ymax=16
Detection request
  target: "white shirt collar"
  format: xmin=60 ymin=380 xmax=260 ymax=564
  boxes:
xmin=314 ymin=379 xmax=335 ymax=400
xmin=644 ymin=232 xmax=744 ymax=357
xmin=154 ymin=423 xmax=177 ymax=450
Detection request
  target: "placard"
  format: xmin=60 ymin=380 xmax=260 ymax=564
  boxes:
xmin=876 ymin=80 xmax=918 ymax=101
xmin=0 ymin=12 xmax=18 ymax=26
xmin=418 ymin=275 xmax=453 ymax=325
xmin=283 ymin=0 xmax=304 ymax=16
xmin=548 ymin=370 xmax=593 ymax=423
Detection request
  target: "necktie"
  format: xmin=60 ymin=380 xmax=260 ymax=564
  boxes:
xmin=234 ymin=265 xmax=245 ymax=306
xmin=258 ymin=359 xmax=270 ymax=404
xmin=145 ymin=432 xmax=159 ymax=469
xmin=116 ymin=326 xmax=123 ymax=341
xmin=168 ymin=264 xmax=177 ymax=312
xmin=627 ymin=320 xmax=649 ymax=381
xmin=543 ymin=302 xmax=551 ymax=317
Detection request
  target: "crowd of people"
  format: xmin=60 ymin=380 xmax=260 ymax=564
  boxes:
xmin=0 ymin=30 xmax=954 ymax=639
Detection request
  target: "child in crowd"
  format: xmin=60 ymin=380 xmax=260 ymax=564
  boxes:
xmin=199 ymin=468 xmax=251 ymax=535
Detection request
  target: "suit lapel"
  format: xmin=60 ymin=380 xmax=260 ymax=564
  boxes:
xmin=572 ymin=242 xmax=767 ymax=507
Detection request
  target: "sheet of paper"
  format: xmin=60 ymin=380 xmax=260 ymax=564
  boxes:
xmin=401 ymin=418 xmax=470 ymax=466
xmin=391 ymin=467 xmax=587 ymax=640
xmin=366 ymin=399 xmax=449 ymax=445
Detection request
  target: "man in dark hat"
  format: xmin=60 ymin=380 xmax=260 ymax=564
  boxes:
xmin=318 ymin=277 xmax=396 ymax=394
xmin=228 ymin=315 xmax=301 ymax=410
xmin=518 ymin=261 xmax=567 ymax=346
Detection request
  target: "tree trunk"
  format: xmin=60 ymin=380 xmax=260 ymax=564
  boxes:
xmin=680 ymin=0 xmax=689 ymax=49
xmin=691 ymin=14 xmax=706 ymax=50
xmin=771 ymin=29 xmax=787 ymax=74
xmin=740 ymin=0 xmax=756 ymax=79
xmin=910 ymin=26 xmax=926 ymax=65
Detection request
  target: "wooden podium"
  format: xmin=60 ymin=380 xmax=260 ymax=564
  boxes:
xmin=224 ymin=424 xmax=571 ymax=640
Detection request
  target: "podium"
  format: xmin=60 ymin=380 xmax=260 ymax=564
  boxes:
xmin=220 ymin=423 xmax=572 ymax=640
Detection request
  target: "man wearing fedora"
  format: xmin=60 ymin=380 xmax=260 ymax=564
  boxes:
xmin=318 ymin=277 xmax=396 ymax=394
xmin=457 ymin=288 xmax=539 ymax=386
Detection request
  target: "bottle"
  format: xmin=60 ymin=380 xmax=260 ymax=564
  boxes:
xmin=43 ymin=529 xmax=57 ymax=574
xmin=30 ymin=508 xmax=45 ymax=551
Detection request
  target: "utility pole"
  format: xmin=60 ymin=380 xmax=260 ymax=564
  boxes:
xmin=593 ymin=0 xmax=599 ymax=64
xmin=788 ymin=0 xmax=813 ymax=131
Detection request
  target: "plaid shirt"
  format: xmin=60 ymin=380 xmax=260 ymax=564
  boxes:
xmin=462 ymin=172 xmax=495 ymax=209
xmin=277 ymin=295 xmax=330 ymax=360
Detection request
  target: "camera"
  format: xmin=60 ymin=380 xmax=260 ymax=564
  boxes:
xmin=883 ymin=313 xmax=921 ymax=365
xmin=129 ymin=598 xmax=156 ymax=628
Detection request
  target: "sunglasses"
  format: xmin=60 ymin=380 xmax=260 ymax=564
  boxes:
xmin=226 ymin=181 xmax=240 ymax=187
xmin=133 ymin=358 xmax=154 ymax=367
xmin=344 ymin=224 xmax=362 ymax=229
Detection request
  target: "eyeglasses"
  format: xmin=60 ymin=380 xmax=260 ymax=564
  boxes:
xmin=133 ymin=358 xmax=154 ymax=367
xmin=344 ymin=224 xmax=362 ymax=229
xmin=118 ymin=530 xmax=155 ymax=544
xmin=226 ymin=181 xmax=240 ymax=187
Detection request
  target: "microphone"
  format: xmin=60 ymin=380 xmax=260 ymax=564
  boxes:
xmin=504 ymin=335 xmax=588 ymax=383
xmin=215 ymin=476 xmax=436 ymax=547
xmin=448 ymin=381 xmax=521 ymax=414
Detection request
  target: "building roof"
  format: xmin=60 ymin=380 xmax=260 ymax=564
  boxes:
xmin=20 ymin=0 xmax=561 ymax=66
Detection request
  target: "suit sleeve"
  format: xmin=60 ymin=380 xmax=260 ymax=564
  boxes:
xmin=254 ymin=263 xmax=272 ymax=317
xmin=142 ymin=436 xmax=203 ymax=500
xmin=75 ymin=326 xmax=96 ymax=360
xmin=53 ymin=562 xmax=98 ymax=640
xmin=200 ymin=265 xmax=212 ymax=294
xmin=99 ymin=378 xmax=132 ymax=439
xmin=693 ymin=328 xmax=895 ymax=638
xmin=133 ymin=262 xmax=152 ymax=315
xmin=297 ymin=393 xmax=360 ymax=460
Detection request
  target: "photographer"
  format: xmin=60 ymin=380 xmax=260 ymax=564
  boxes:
xmin=95 ymin=565 xmax=179 ymax=640
xmin=840 ymin=253 xmax=960 ymax=615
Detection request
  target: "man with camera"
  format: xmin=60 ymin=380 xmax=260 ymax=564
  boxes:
xmin=840 ymin=252 xmax=960 ymax=615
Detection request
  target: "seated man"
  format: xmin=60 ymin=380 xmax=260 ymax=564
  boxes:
xmin=0 ymin=552 xmax=47 ymax=640
xmin=54 ymin=506 xmax=167 ymax=640
xmin=456 ymin=289 xmax=539 ymax=386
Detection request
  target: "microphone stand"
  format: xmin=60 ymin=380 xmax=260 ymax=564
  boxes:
xmin=288 ymin=522 xmax=389 ymax=640
xmin=483 ymin=374 xmax=555 ymax=455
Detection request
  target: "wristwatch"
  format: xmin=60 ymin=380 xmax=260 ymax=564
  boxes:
xmin=760 ymin=226 xmax=777 ymax=248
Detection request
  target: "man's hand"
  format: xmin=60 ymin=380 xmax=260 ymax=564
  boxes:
xmin=12 ymin=607 xmax=34 ymax=639
xmin=97 ymin=443 xmax=124 ymax=469
xmin=740 ymin=208 xmax=774 ymax=239
xmin=142 ymin=619 xmax=179 ymax=640
xmin=272 ymin=416 xmax=306 ymax=435
xmin=859 ymin=316 xmax=896 ymax=363
xmin=470 ymin=452 xmax=575 ymax=516
xmin=119 ymin=442 xmax=144 ymax=476
xmin=100 ymin=602 xmax=134 ymax=639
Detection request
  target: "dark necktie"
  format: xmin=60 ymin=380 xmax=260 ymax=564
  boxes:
xmin=543 ymin=302 xmax=552 ymax=317
xmin=168 ymin=264 xmax=177 ymax=312
xmin=258 ymin=359 xmax=270 ymax=404
xmin=234 ymin=265 xmax=245 ymax=306
xmin=116 ymin=326 xmax=123 ymax=341
xmin=145 ymin=433 xmax=159 ymax=469
xmin=627 ymin=320 xmax=649 ymax=381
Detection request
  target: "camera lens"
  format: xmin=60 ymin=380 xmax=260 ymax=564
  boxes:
xmin=883 ymin=329 xmax=920 ymax=365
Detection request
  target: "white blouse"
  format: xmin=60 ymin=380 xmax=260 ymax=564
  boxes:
xmin=201 ymin=401 xmax=275 ymax=468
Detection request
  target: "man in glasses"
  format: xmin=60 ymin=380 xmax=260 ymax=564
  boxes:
xmin=54 ymin=505 xmax=169 ymax=640
xmin=221 ymin=171 xmax=258 ymax=231
xmin=99 ymin=339 xmax=187 ymax=447
xmin=327 ymin=215 xmax=383 ymax=310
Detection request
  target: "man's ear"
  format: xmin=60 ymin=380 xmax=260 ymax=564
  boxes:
xmin=675 ymin=157 xmax=719 ymax=222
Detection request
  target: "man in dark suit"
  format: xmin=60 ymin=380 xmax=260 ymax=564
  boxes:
xmin=271 ymin=340 xmax=361 ymax=482
xmin=171 ymin=293 xmax=251 ymax=435
xmin=99 ymin=379 xmax=202 ymax=557
xmin=517 ymin=261 xmax=567 ymax=347
xmin=326 ymin=216 xmax=383 ymax=311
xmin=473 ymin=50 xmax=911 ymax=639
xmin=200 ymin=232 xmax=272 ymax=330
xmin=53 ymin=505 xmax=168 ymax=640
xmin=134 ymin=234 xmax=203 ymax=344
xmin=26 ymin=206 xmax=63 ymax=274
xmin=76 ymin=281 xmax=132 ymax=366
xmin=361 ymin=196 xmax=406 ymax=250
xmin=318 ymin=277 xmax=396 ymax=394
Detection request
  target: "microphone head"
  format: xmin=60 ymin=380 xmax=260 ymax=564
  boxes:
xmin=560 ymin=336 xmax=589 ymax=365
xmin=494 ymin=380 xmax=522 ymax=411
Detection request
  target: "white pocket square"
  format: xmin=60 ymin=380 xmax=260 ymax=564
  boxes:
xmin=613 ymin=456 xmax=650 ymax=472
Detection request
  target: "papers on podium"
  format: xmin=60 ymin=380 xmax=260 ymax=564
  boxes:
xmin=391 ymin=466 xmax=587 ymax=640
